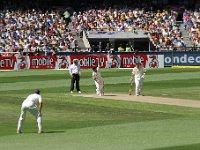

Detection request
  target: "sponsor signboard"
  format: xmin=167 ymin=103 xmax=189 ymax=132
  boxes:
xmin=55 ymin=55 xmax=70 ymax=70
xmin=69 ymin=54 xmax=164 ymax=69
xmin=120 ymin=54 xmax=163 ymax=68
xmin=29 ymin=56 xmax=57 ymax=69
xmin=164 ymin=53 xmax=200 ymax=66
xmin=70 ymin=55 xmax=108 ymax=69
xmin=0 ymin=53 xmax=165 ymax=71
xmin=0 ymin=56 xmax=16 ymax=70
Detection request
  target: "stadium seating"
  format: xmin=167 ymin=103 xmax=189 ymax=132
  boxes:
xmin=0 ymin=1 xmax=199 ymax=53
xmin=0 ymin=9 xmax=78 ymax=55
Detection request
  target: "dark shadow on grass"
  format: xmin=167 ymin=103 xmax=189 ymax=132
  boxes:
xmin=44 ymin=130 xmax=65 ymax=134
xmin=147 ymin=143 xmax=200 ymax=150
xmin=19 ymin=130 xmax=65 ymax=134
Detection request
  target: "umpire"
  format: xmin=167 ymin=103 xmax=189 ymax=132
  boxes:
xmin=69 ymin=59 xmax=81 ymax=93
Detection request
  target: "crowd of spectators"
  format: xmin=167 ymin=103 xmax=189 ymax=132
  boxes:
xmin=183 ymin=9 xmax=200 ymax=48
xmin=0 ymin=1 xmax=199 ymax=55
xmin=0 ymin=9 xmax=77 ymax=56
xmin=71 ymin=7 xmax=188 ymax=51
xmin=148 ymin=10 xmax=186 ymax=51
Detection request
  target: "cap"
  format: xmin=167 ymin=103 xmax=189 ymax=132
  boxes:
xmin=34 ymin=89 xmax=40 ymax=94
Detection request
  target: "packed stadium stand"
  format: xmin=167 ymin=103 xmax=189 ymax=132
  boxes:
xmin=0 ymin=0 xmax=199 ymax=56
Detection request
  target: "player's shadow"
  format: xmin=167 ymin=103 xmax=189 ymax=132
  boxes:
xmin=103 ymin=94 xmax=117 ymax=96
xmin=44 ymin=130 xmax=65 ymax=134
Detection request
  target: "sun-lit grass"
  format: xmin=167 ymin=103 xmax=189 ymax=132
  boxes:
xmin=0 ymin=68 xmax=200 ymax=150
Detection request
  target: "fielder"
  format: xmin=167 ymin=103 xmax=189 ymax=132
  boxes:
xmin=131 ymin=62 xmax=146 ymax=96
xmin=17 ymin=89 xmax=43 ymax=134
xmin=92 ymin=64 xmax=104 ymax=96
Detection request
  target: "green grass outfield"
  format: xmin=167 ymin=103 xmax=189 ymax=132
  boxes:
xmin=0 ymin=68 xmax=200 ymax=150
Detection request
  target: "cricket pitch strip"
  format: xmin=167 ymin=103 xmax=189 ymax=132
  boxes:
xmin=73 ymin=93 xmax=200 ymax=108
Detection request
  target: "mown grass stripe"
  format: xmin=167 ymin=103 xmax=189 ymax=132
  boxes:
xmin=0 ymin=68 xmax=200 ymax=150
xmin=1 ymin=73 xmax=199 ymax=91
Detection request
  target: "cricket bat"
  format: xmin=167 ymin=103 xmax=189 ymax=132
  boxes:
xmin=129 ymin=80 xmax=133 ymax=95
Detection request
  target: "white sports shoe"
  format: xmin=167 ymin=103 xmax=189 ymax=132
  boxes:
xmin=96 ymin=92 xmax=102 ymax=96
xmin=78 ymin=91 xmax=81 ymax=94
xmin=38 ymin=130 xmax=44 ymax=134
xmin=17 ymin=129 xmax=22 ymax=134
xmin=70 ymin=91 xmax=73 ymax=94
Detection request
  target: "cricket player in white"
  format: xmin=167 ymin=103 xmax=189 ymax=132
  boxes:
xmin=92 ymin=65 xmax=104 ymax=96
xmin=17 ymin=89 xmax=43 ymax=134
xmin=131 ymin=62 xmax=146 ymax=96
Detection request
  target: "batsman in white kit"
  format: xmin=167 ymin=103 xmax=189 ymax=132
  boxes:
xmin=131 ymin=62 xmax=146 ymax=96
xmin=17 ymin=89 xmax=43 ymax=134
xmin=92 ymin=64 xmax=104 ymax=96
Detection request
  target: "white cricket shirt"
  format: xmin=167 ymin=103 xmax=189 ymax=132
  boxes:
xmin=22 ymin=93 xmax=42 ymax=107
xmin=92 ymin=67 xmax=102 ymax=81
xmin=132 ymin=66 xmax=146 ymax=79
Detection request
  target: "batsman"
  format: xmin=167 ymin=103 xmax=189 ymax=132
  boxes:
xmin=92 ymin=59 xmax=104 ymax=96
xmin=130 ymin=61 xmax=146 ymax=96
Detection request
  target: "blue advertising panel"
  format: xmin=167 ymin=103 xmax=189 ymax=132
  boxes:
xmin=164 ymin=52 xmax=200 ymax=66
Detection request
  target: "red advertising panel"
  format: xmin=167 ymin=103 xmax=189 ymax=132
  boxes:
xmin=0 ymin=54 xmax=164 ymax=71
xmin=29 ymin=56 xmax=57 ymax=69
xmin=120 ymin=54 xmax=148 ymax=68
xmin=70 ymin=55 xmax=108 ymax=69
xmin=0 ymin=56 xmax=16 ymax=70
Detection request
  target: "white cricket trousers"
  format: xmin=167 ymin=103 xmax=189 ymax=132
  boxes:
xmin=135 ymin=77 xmax=144 ymax=96
xmin=95 ymin=79 xmax=104 ymax=96
xmin=17 ymin=105 xmax=42 ymax=132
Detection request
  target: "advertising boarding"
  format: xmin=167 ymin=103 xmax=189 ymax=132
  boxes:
xmin=164 ymin=52 xmax=200 ymax=66
xmin=2 ymin=51 xmax=199 ymax=70
xmin=0 ymin=54 xmax=164 ymax=70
